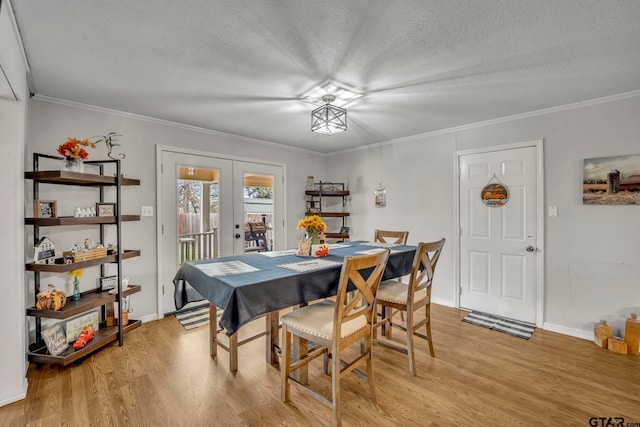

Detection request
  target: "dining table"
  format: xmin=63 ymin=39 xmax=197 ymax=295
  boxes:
xmin=173 ymin=241 xmax=417 ymax=373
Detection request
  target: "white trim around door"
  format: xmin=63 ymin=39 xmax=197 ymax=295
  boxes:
xmin=453 ymin=140 xmax=544 ymax=327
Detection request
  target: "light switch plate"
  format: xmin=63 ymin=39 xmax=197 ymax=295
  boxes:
xmin=141 ymin=206 xmax=154 ymax=217
xmin=548 ymin=206 xmax=558 ymax=217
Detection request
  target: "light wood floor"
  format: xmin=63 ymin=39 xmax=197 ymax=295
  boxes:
xmin=2 ymin=304 xmax=639 ymax=426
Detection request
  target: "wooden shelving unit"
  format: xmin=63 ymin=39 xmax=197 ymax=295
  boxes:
xmin=25 ymin=153 xmax=141 ymax=366
xmin=305 ymin=182 xmax=350 ymax=241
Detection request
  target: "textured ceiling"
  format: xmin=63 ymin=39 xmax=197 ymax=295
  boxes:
xmin=11 ymin=1 xmax=640 ymax=154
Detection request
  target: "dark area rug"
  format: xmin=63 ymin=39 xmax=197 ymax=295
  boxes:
xmin=462 ymin=311 xmax=535 ymax=339
xmin=175 ymin=304 xmax=220 ymax=330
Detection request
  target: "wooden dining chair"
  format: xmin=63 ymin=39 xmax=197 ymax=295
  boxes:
xmin=373 ymin=238 xmax=445 ymax=376
xmin=280 ymin=249 xmax=391 ymax=427
xmin=374 ymin=229 xmax=409 ymax=245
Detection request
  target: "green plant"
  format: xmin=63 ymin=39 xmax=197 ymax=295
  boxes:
xmin=92 ymin=132 xmax=125 ymax=160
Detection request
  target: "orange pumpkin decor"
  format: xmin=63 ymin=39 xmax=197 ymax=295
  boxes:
xmin=36 ymin=284 xmax=67 ymax=311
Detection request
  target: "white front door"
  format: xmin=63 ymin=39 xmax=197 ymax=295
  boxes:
xmin=459 ymin=145 xmax=539 ymax=323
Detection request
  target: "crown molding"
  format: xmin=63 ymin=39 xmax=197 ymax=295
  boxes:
xmin=31 ymin=95 xmax=325 ymax=156
xmin=328 ymin=90 xmax=640 ymax=156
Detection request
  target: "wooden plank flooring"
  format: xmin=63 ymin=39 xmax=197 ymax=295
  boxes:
xmin=2 ymin=304 xmax=639 ymax=426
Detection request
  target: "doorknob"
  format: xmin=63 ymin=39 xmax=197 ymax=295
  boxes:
xmin=235 ymin=233 xmax=241 ymax=239
xmin=526 ymin=246 xmax=536 ymax=252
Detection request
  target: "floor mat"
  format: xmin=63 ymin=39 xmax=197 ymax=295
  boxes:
xmin=462 ymin=311 xmax=535 ymax=340
xmin=175 ymin=304 xmax=220 ymax=330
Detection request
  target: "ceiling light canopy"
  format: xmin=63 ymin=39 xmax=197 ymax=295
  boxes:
xmin=311 ymin=95 xmax=347 ymax=135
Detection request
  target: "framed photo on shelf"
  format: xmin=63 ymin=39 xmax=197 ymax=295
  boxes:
xmin=96 ymin=202 xmax=116 ymax=217
xmin=98 ymin=275 xmax=117 ymax=292
xmin=33 ymin=200 xmax=57 ymax=218
xmin=339 ymin=226 xmax=350 ymax=236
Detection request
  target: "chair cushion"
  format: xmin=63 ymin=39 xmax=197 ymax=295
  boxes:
xmin=281 ymin=300 xmax=367 ymax=341
xmin=376 ymin=280 xmax=427 ymax=305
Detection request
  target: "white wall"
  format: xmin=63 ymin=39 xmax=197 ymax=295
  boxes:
xmin=0 ymin=0 xmax=28 ymax=407
xmin=25 ymin=100 xmax=327 ymax=321
xmin=327 ymin=95 xmax=640 ymax=339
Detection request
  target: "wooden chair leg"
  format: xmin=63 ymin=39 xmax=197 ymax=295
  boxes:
xmin=426 ymin=315 xmax=435 ymax=357
xmin=383 ymin=306 xmax=393 ymax=339
xmin=406 ymin=310 xmax=416 ymax=376
xmin=365 ymin=333 xmax=377 ymax=405
xmin=332 ymin=348 xmax=342 ymax=427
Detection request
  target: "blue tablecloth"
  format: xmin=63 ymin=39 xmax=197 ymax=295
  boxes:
xmin=173 ymin=241 xmax=416 ymax=336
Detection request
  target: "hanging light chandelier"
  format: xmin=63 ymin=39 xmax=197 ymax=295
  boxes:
xmin=311 ymin=95 xmax=347 ymax=135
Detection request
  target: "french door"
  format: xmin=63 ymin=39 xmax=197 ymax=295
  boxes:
xmin=159 ymin=148 xmax=284 ymax=315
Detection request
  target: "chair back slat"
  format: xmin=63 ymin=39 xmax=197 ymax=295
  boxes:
xmin=335 ymin=250 xmax=391 ymax=334
xmin=408 ymin=239 xmax=445 ymax=305
xmin=374 ymin=229 xmax=409 ymax=245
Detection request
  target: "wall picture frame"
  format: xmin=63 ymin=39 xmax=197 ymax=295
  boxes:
xmin=583 ymin=154 xmax=640 ymax=205
xmin=33 ymin=200 xmax=57 ymax=218
xmin=99 ymin=275 xmax=117 ymax=292
xmin=96 ymin=202 xmax=116 ymax=217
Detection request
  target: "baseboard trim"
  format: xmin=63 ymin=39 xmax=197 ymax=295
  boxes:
xmin=137 ymin=313 xmax=160 ymax=324
xmin=0 ymin=378 xmax=27 ymax=407
xmin=542 ymin=322 xmax=592 ymax=341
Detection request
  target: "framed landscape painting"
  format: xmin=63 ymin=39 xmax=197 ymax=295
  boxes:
xmin=583 ymin=154 xmax=640 ymax=205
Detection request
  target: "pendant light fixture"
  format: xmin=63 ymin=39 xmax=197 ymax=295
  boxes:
xmin=311 ymin=95 xmax=347 ymax=135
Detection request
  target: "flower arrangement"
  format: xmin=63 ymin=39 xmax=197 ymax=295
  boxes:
xmin=67 ymin=269 xmax=84 ymax=301
xmin=57 ymin=137 xmax=96 ymax=160
xmin=297 ymin=215 xmax=326 ymax=234
xmin=66 ymin=269 xmax=84 ymax=280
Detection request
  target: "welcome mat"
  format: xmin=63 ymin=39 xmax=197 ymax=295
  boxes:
xmin=175 ymin=304 xmax=221 ymax=331
xmin=462 ymin=311 xmax=536 ymax=340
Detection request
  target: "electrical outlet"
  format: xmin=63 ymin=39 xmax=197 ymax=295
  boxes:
xmin=141 ymin=206 xmax=154 ymax=217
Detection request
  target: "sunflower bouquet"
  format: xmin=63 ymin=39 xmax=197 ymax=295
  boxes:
xmin=297 ymin=215 xmax=326 ymax=235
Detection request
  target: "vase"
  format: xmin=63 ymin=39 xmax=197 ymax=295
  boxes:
xmin=306 ymin=231 xmax=321 ymax=245
xmin=306 ymin=176 xmax=315 ymax=191
xmin=62 ymin=157 xmax=84 ymax=173
xmin=72 ymin=277 xmax=81 ymax=301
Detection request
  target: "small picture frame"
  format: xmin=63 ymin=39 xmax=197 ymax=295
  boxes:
xmin=96 ymin=202 xmax=116 ymax=217
xmin=306 ymin=200 xmax=320 ymax=214
xmin=33 ymin=200 xmax=57 ymax=218
xmin=99 ymin=275 xmax=117 ymax=292
xmin=340 ymin=226 xmax=350 ymax=236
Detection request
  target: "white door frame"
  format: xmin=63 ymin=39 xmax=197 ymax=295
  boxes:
xmin=453 ymin=140 xmax=545 ymax=327
xmin=155 ymin=144 xmax=288 ymax=319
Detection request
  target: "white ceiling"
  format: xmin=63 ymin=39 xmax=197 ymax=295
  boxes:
xmin=11 ymin=1 xmax=640 ymax=154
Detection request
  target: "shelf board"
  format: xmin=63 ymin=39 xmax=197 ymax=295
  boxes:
xmin=305 ymin=190 xmax=349 ymax=196
xmin=306 ymin=212 xmax=350 ymax=217
xmin=25 ymin=215 xmax=141 ymax=226
xmin=27 ymin=319 xmax=142 ymax=366
xmin=325 ymin=233 xmax=349 ymax=239
xmin=25 ymin=170 xmax=140 ymax=186
xmin=26 ymin=249 xmax=141 ymax=272
xmin=27 ymin=285 xmax=141 ymax=319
